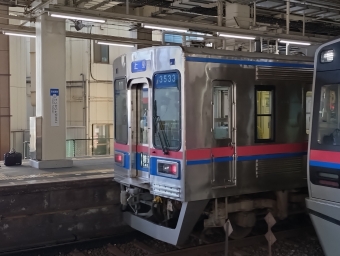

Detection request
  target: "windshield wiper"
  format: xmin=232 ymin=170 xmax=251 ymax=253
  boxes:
xmin=153 ymin=101 xmax=169 ymax=155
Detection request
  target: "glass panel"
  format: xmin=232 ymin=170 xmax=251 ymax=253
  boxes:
xmin=153 ymin=72 xmax=181 ymax=150
xmin=213 ymin=87 xmax=230 ymax=139
xmin=306 ymin=91 xmax=312 ymax=134
xmin=256 ymin=90 xmax=273 ymax=141
xmin=114 ymin=79 xmax=128 ymax=144
xmin=257 ymin=91 xmax=272 ymax=115
xmin=101 ymin=45 xmax=109 ymax=63
xmin=257 ymin=116 xmax=272 ymax=140
xmin=318 ymin=84 xmax=340 ymax=145
xmin=140 ymin=86 xmax=148 ymax=144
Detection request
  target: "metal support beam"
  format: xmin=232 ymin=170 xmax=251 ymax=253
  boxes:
xmin=44 ymin=5 xmax=328 ymax=43
xmin=303 ymin=3 xmax=305 ymax=36
xmin=126 ymin=0 xmax=129 ymax=15
xmin=286 ymin=0 xmax=290 ymax=35
xmin=217 ymin=0 xmax=223 ymax=26
xmin=253 ymin=1 xmax=256 ymax=26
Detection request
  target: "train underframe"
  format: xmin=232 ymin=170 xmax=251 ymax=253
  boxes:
xmin=120 ymin=184 xmax=307 ymax=245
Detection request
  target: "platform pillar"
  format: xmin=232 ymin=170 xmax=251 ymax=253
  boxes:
xmin=0 ymin=5 xmax=10 ymax=160
xmin=30 ymin=13 xmax=72 ymax=169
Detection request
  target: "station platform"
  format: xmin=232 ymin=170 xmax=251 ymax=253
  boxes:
xmin=0 ymin=157 xmax=114 ymax=187
xmin=0 ymin=157 xmax=128 ymax=253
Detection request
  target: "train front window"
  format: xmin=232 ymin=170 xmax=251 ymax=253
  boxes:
xmin=153 ymin=72 xmax=181 ymax=151
xmin=318 ymin=84 xmax=340 ymax=146
xmin=114 ymin=79 xmax=128 ymax=144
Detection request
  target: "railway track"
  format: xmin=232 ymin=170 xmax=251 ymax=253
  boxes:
xmin=2 ymin=223 xmax=318 ymax=256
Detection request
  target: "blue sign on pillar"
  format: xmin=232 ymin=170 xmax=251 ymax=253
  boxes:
xmin=50 ymin=88 xmax=59 ymax=127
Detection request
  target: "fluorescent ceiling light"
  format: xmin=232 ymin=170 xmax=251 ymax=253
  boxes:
xmin=3 ymin=31 xmax=35 ymax=38
xmin=143 ymin=24 xmax=187 ymax=33
xmin=97 ymin=41 xmax=134 ymax=48
xmin=279 ymin=40 xmax=311 ymax=46
xmin=219 ymin=33 xmax=255 ymax=40
xmin=50 ymin=13 xmax=106 ymax=23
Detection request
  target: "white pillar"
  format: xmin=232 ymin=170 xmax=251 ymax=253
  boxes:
xmin=30 ymin=13 xmax=72 ymax=169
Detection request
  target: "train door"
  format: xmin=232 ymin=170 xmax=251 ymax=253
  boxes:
xmin=129 ymin=80 xmax=150 ymax=181
xmin=211 ymin=81 xmax=236 ymax=188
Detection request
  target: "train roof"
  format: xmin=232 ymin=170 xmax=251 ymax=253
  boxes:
xmin=182 ymin=46 xmax=313 ymax=63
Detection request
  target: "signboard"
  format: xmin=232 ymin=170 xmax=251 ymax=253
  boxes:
xmin=141 ymin=153 xmax=149 ymax=168
xmin=50 ymin=88 xmax=59 ymax=127
xmin=131 ymin=60 xmax=147 ymax=73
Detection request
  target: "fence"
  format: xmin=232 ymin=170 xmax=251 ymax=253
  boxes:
xmin=22 ymin=138 xmax=114 ymax=159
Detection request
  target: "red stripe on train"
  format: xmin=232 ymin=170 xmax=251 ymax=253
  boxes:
xmin=310 ymin=150 xmax=340 ymax=164
xmin=114 ymin=143 xmax=129 ymax=151
xmin=186 ymin=142 xmax=308 ymax=160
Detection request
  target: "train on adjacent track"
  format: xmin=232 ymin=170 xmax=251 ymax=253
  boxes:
xmin=113 ymin=45 xmax=314 ymax=245
xmin=306 ymin=38 xmax=340 ymax=256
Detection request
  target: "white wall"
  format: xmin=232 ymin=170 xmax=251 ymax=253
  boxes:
xmin=65 ymin=22 xmax=136 ymax=141
xmin=8 ymin=18 xmax=137 ymax=154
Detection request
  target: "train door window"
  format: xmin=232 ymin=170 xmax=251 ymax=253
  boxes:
xmin=153 ymin=72 xmax=181 ymax=151
xmin=213 ymin=86 xmax=231 ymax=139
xmin=114 ymin=79 xmax=128 ymax=144
xmin=139 ymin=85 xmax=148 ymax=145
xmin=317 ymin=84 xmax=340 ymax=145
xmin=306 ymin=91 xmax=312 ymax=134
xmin=255 ymin=86 xmax=275 ymax=142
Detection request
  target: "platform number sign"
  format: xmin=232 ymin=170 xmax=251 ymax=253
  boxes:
xmin=50 ymin=89 xmax=59 ymax=127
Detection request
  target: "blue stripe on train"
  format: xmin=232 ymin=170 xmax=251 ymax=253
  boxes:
xmin=185 ymin=57 xmax=314 ymax=69
xmin=310 ymin=160 xmax=340 ymax=170
xmin=186 ymin=152 xmax=306 ymax=166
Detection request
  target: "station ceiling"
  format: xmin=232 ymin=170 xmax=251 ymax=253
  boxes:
xmin=3 ymin=0 xmax=340 ymax=36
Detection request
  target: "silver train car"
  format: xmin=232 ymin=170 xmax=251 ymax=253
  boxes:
xmin=113 ymin=46 xmax=313 ymax=245
xmin=306 ymin=38 xmax=340 ymax=256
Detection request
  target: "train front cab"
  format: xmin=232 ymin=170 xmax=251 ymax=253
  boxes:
xmin=113 ymin=48 xmax=209 ymax=246
xmin=306 ymin=39 xmax=340 ymax=256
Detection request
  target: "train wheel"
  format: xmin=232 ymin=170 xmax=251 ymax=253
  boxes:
xmin=229 ymin=224 xmax=252 ymax=240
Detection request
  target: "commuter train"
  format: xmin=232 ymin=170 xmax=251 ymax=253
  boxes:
xmin=113 ymin=46 xmax=314 ymax=245
xmin=306 ymin=38 xmax=340 ymax=256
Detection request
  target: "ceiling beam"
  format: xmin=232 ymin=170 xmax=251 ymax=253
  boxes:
xmin=44 ymin=5 xmax=328 ymax=43
xmin=89 ymin=0 xmax=110 ymax=10
xmin=0 ymin=22 xmax=162 ymax=46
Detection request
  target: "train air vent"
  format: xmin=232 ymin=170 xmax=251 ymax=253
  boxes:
xmin=256 ymin=66 xmax=313 ymax=82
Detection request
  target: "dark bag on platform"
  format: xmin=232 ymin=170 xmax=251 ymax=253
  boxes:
xmin=4 ymin=149 xmax=22 ymax=166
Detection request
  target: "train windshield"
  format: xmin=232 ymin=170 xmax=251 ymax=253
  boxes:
xmin=317 ymin=84 xmax=340 ymax=146
xmin=114 ymin=79 xmax=128 ymax=144
xmin=153 ymin=72 xmax=181 ymax=151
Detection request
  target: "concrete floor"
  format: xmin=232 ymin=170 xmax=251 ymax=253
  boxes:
xmin=0 ymin=157 xmax=114 ymax=186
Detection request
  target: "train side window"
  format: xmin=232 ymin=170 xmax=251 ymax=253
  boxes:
xmin=317 ymin=84 xmax=340 ymax=145
xmin=255 ymin=86 xmax=275 ymax=142
xmin=213 ymin=86 xmax=231 ymax=139
xmin=306 ymin=91 xmax=312 ymax=134
xmin=114 ymin=79 xmax=128 ymax=144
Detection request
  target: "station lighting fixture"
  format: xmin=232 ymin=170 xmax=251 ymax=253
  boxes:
xmin=49 ymin=12 xmax=106 ymax=23
xmin=96 ymin=41 xmax=135 ymax=48
xmin=279 ymin=39 xmax=311 ymax=46
xmin=3 ymin=31 xmax=35 ymax=38
xmin=219 ymin=33 xmax=255 ymax=40
xmin=143 ymin=24 xmax=188 ymax=33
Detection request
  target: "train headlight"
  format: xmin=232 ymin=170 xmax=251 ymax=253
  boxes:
xmin=157 ymin=160 xmax=179 ymax=178
xmin=321 ymin=50 xmax=334 ymax=63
